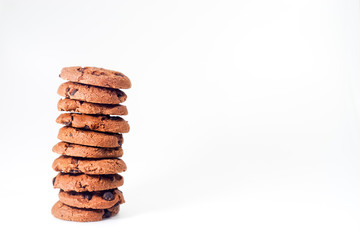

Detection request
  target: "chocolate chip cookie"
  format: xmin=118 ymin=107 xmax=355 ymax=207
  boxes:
xmin=58 ymin=189 xmax=124 ymax=209
xmin=58 ymin=127 xmax=123 ymax=148
xmin=57 ymin=82 xmax=127 ymax=104
xmin=52 ymin=156 xmax=127 ymax=175
xmin=60 ymin=66 xmax=131 ymax=89
xmin=53 ymin=173 xmax=124 ymax=192
xmin=57 ymin=99 xmax=128 ymax=115
xmin=56 ymin=113 xmax=130 ymax=133
xmin=52 ymin=201 xmax=120 ymax=222
xmin=52 ymin=142 xmax=123 ymax=158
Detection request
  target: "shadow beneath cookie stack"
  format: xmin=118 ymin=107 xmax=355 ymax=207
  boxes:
xmin=51 ymin=66 xmax=131 ymax=222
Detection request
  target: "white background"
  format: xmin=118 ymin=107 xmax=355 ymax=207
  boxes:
xmin=0 ymin=0 xmax=360 ymax=239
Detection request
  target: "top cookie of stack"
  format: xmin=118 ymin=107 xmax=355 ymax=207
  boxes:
xmin=51 ymin=66 xmax=131 ymax=222
xmin=60 ymin=66 xmax=131 ymax=89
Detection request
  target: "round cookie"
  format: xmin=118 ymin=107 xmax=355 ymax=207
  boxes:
xmin=53 ymin=173 xmax=124 ymax=192
xmin=60 ymin=66 xmax=131 ymax=89
xmin=58 ymin=189 xmax=125 ymax=209
xmin=58 ymin=99 xmax=128 ymax=115
xmin=52 ymin=156 xmax=127 ymax=175
xmin=53 ymin=142 xmax=123 ymax=158
xmin=51 ymin=201 xmax=120 ymax=222
xmin=57 ymin=82 xmax=127 ymax=104
xmin=56 ymin=113 xmax=130 ymax=133
xmin=58 ymin=127 xmax=123 ymax=148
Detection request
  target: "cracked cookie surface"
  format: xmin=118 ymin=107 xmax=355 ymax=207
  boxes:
xmin=56 ymin=113 xmax=130 ymax=133
xmin=57 ymin=81 xmax=127 ymax=104
xmin=52 ymin=155 xmax=127 ymax=175
xmin=60 ymin=66 xmax=131 ymax=89
xmin=53 ymin=142 xmax=123 ymax=158
xmin=58 ymin=126 xmax=123 ymax=148
xmin=57 ymin=98 xmax=128 ymax=115
xmin=53 ymin=173 xmax=124 ymax=192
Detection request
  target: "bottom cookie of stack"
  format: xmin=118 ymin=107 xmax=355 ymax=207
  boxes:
xmin=52 ymin=201 xmax=120 ymax=222
xmin=52 ymin=188 xmax=124 ymax=222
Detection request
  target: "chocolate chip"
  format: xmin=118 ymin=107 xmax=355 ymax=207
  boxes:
xmin=77 ymin=67 xmax=85 ymax=73
xmin=69 ymin=89 xmax=78 ymax=96
xmin=113 ymin=201 xmax=120 ymax=207
xmin=83 ymin=125 xmax=90 ymax=130
xmin=69 ymin=170 xmax=79 ymax=174
xmin=116 ymin=92 xmax=124 ymax=98
xmin=91 ymin=71 xmax=106 ymax=76
xmin=84 ymin=192 xmax=93 ymax=200
xmin=65 ymin=87 xmax=71 ymax=98
xmin=59 ymin=74 xmax=61 ymax=77
xmin=114 ymin=72 xmax=124 ymax=77
xmin=65 ymin=121 xmax=72 ymax=127
xmin=92 ymin=71 xmax=102 ymax=76
xmin=103 ymin=210 xmax=111 ymax=218
xmin=118 ymin=140 xmax=122 ymax=147
xmin=69 ymin=133 xmax=73 ymax=137
xmin=52 ymin=177 xmax=56 ymax=186
xmin=103 ymin=192 xmax=115 ymax=201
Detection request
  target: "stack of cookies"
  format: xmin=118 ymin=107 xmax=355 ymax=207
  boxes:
xmin=51 ymin=66 xmax=131 ymax=222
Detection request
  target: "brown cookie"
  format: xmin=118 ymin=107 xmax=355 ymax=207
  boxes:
xmin=58 ymin=189 xmax=125 ymax=209
xmin=53 ymin=142 xmax=123 ymax=158
xmin=60 ymin=66 xmax=131 ymax=89
xmin=58 ymin=127 xmax=123 ymax=148
xmin=51 ymin=201 xmax=120 ymax=222
xmin=58 ymin=99 xmax=128 ymax=115
xmin=57 ymin=82 xmax=127 ymax=104
xmin=53 ymin=173 xmax=124 ymax=192
xmin=52 ymin=156 xmax=127 ymax=175
xmin=56 ymin=113 xmax=130 ymax=133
